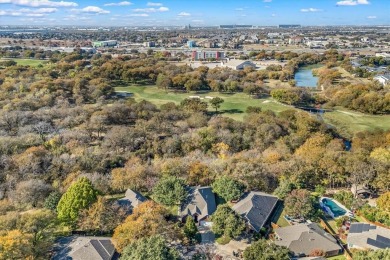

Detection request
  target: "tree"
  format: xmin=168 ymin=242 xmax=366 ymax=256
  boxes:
xmin=211 ymin=205 xmax=245 ymax=239
xmin=183 ymin=217 xmax=198 ymax=242
xmin=284 ymin=189 xmax=314 ymax=219
xmin=44 ymin=191 xmax=62 ymax=211
xmin=209 ymin=97 xmax=224 ymax=113
xmin=112 ymin=201 xmax=178 ymax=252
xmin=77 ymin=196 xmax=127 ymax=234
xmin=121 ymin=235 xmax=180 ymax=260
xmin=0 ymin=230 xmax=33 ymax=260
xmin=211 ymin=176 xmax=245 ymax=202
xmin=243 ymin=239 xmax=291 ymax=260
xmin=11 ymin=179 xmax=52 ymax=208
xmin=153 ymin=176 xmax=188 ymax=206
xmin=57 ymin=177 xmax=99 ymax=224
xmin=354 ymin=248 xmax=390 ymax=260
xmin=377 ymin=192 xmax=390 ymax=212
xmin=180 ymin=98 xmax=208 ymax=113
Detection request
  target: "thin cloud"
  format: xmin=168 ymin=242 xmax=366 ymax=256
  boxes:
xmin=235 ymin=8 xmax=244 ymax=11
xmin=0 ymin=0 xmax=78 ymax=7
xmin=104 ymin=1 xmax=132 ymax=6
xmin=301 ymin=8 xmax=322 ymax=12
xmin=336 ymin=0 xmax=370 ymax=6
xmin=178 ymin=12 xmax=190 ymax=17
xmin=133 ymin=7 xmax=169 ymax=13
xmin=129 ymin=13 xmax=149 ymax=17
xmin=367 ymin=15 xmax=376 ymax=19
xmin=147 ymin=2 xmax=162 ymax=6
xmin=80 ymin=6 xmax=110 ymax=14
xmin=263 ymin=0 xmax=272 ymax=2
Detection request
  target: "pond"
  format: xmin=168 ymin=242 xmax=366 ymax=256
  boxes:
xmin=294 ymin=64 xmax=322 ymax=88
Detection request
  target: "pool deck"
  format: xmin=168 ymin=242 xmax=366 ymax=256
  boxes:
xmin=320 ymin=196 xmax=353 ymax=219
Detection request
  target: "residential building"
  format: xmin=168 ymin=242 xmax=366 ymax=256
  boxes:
xmin=52 ymin=236 xmax=117 ymax=260
xmin=221 ymin=59 xmax=256 ymax=70
xmin=180 ymin=186 xmax=216 ymax=225
xmin=191 ymin=50 xmax=225 ymax=60
xmin=117 ymin=189 xmax=147 ymax=213
xmin=232 ymin=192 xmax=279 ymax=233
xmin=347 ymin=223 xmax=390 ymax=250
xmin=274 ymin=223 xmax=342 ymax=257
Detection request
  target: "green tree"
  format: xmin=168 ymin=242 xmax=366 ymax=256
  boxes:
xmin=153 ymin=176 xmax=188 ymax=206
xmin=354 ymin=248 xmax=390 ymax=260
xmin=121 ymin=235 xmax=180 ymax=260
xmin=180 ymin=98 xmax=208 ymax=113
xmin=44 ymin=191 xmax=62 ymax=211
xmin=243 ymin=239 xmax=291 ymax=260
xmin=57 ymin=177 xmax=99 ymax=224
xmin=211 ymin=176 xmax=245 ymax=202
xmin=183 ymin=217 xmax=198 ymax=242
xmin=211 ymin=205 xmax=245 ymax=239
xmin=209 ymin=97 xmax=224 ymax=113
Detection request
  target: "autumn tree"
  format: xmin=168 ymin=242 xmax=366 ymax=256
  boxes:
xmin=284 ymin=189 xmax=315 ymax=219
xmin=0 ymin=230 xmax=33 ymax=260
xmin=112 ymin=201 xmax=178 ymax=252
xmin=57 ymin=177 xmax=99 ymax=224
xmin=377 ymin=192 xmax=390 ymax=212
xmin=209 ymin=97 xmax=224 ymax=113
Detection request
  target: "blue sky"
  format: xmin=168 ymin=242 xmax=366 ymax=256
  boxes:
xmin=0 ymin=0 xmax=389 ymax=26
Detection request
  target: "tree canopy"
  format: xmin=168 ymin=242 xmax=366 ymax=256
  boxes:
xmin=153 ymin=176 xmax=188 ymax=206
xmin=212 ymin=176 xmax=245 ymax=202
xmin=211 ymin=204 xmax=245 ymax=239
xmin=243 ymin=239 xmax=291 ymax=260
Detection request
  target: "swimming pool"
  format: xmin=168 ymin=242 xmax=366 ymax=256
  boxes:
xmin=320 ymin=197 xmax=352 ymax=218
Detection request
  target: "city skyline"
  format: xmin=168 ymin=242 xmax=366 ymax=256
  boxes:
xmin=0 ymin=0 xmax=389 ymax=26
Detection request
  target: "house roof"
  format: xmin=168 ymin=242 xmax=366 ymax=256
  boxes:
xmin=223 ymin=59 xmax=255 ymax=68
xmin=52 ymin=236 xmax=116 ymax=260
xmin=275 ymin=223 xmax=341 ymax=256
xmin=180 ymin=186 xmax=216 ymax=221
xmin=350 ymin=185 xmax=373 ymax=195
xmin=347 ymin=223 xmax=390 ymax=250
xmin=232 ymin=192 xmax=278 ymax=232
xmin=117 ymin=189 xmax=147 ymax=209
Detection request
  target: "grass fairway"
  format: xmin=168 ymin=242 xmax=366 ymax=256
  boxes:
xmin=323 ymin=108 xmax=390 ymax=137
xmin=115 ymin=85 xmax=390 ymax=133
xmin=1 ymin=58 xmax=47 ymax=67
xmin=115 ymin=85 xmax=290 ymax=121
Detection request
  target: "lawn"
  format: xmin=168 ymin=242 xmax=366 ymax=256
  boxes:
xmin=115 ymin=85 xmax=293 ymax=121
xmin=115 ymin=85 xmax=390 ymax=133
xmin=327 ymin=255 xmax=346 ymax=260
xmin=1 ymin=58 xmax=47 ymax=67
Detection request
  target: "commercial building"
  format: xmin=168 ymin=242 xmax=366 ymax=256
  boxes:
xmin=191 ymin=50 xmax=225 ymax=60
xmin=92 ymin=40 xmax=117 ymax=48
xmin=143 ymin=41 xmax=155 ymax=47
xmin=221 ymin=59 xmax=256 ymax=70
xmin=279 ymin=24 xmax=301 ymax=29
xmin=187 ymin=40 xmax=196 ymax=48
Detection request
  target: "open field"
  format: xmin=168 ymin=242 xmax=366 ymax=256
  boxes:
xmin=115 ymin=85 xmax=390 ymax=133
xmin=0 ymin=58 xmax=47 ymax=67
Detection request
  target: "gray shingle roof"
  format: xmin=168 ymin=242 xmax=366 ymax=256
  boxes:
xmin=347 ymin=223 xmax=390 ymax=250
xmin=232 ymin=192 xmax=279 ymax=232
xmin=180 ymin=186 xmax=216 ymax=221
xmin=274 ymin=223 xmax=341 ymax=256
xmin=117 ymin=189 xmax=147 ymax=209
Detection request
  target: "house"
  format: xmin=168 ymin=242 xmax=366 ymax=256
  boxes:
xmin=180 ymin=186 xmax=216 ymax=225
xmin=117 ymin=189 xmax=147 ymax=213
xmin=350 ymin=184 xmax=374 ymax=199
xmin=373 ymin=74 xmax=390 ymax=86
xmin=52 ymin=236 xmax=117 ymax=260
xmin=221 ymin=59 xmax=256 ymax=70
xmin=232 ymin=192 xmax=279 ymax=233
xmin=347 ymin=223 xmax=390 ymax=250
xmin=274 ymin=223 xmax=342 ymax=257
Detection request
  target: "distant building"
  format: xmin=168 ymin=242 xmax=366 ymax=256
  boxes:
xmin=289 ymin=36 xmax=304 ymax=45
xmin=180 ymin=186 xmax=216 ymax=225
xmin=219 ymin=25 xmax=253 ymax=29
xmin=375 ymin=53 xmax=390 ymax=59
xmin=143 ymin=41 xmax=155 ymax=47
xmin=278 ymin=24 xmax=301 ymax=29
xmin=232 ymin=192 xmax=279 ymax=233
xmin=191 ymin=50 xmax=225 ymax=60
xmin=92 ymin=40 xmax=117 ymax=48
xmin=221 ymin=59 xmax=256 ymax=70
xmin=117 ymin=189 xmax=147 ymax=214
xmin=274 ymin=223 xmax=342 ymax=257
xmin=373 ymin=74 xmax=390 ymax=86
xmin=187 ymin=40 xmax=196 ymax=48
xmin=347 ymin=223 xmax=390 ymax=250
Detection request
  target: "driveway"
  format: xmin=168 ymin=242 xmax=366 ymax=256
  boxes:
xmin=198 ymin=225 xmax=215 ymax=244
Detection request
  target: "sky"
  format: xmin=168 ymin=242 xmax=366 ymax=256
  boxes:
xmin=0 ymin=0 xmax=389 ymax=26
